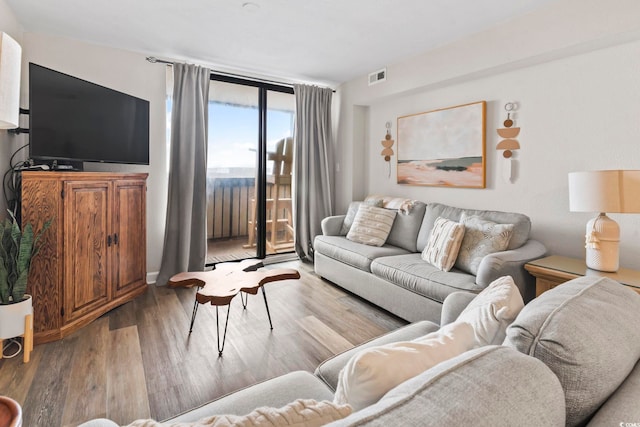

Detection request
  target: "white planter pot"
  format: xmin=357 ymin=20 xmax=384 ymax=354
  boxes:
xmin=0 ymin=295 xmax=33 ymax=340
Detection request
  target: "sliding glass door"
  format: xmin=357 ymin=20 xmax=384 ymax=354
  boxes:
xmin=205 ymin=76 xmax=294 ymax=264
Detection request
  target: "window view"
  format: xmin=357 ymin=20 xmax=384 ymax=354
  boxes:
xmin=205 ymin=80 xmax=295 ymax=263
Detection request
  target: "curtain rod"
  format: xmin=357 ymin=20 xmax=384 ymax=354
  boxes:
xmin=146 ymin=56 xmax=335 ymax=92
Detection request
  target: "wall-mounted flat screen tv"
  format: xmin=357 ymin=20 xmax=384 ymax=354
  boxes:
xmin=29 ymin=63 xmax=150 ymax=166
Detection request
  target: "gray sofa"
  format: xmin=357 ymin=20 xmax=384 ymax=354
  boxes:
xmin=82 ymin=276 xmax=640 ymax=426
xmin=314 ymin=199 xmax=547 ymax=324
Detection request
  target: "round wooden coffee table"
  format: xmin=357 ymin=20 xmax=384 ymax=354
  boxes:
xmin=168 ymin=259 xmax=300 ymax=356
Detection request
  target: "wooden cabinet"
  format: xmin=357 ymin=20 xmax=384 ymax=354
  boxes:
xmin=21 ymin=172 xmax=148 ymax=344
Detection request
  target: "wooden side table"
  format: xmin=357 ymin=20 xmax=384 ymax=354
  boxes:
xmin=525 ymin=255 xmax=640 ymax=297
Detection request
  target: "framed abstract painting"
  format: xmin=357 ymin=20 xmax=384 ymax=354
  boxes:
xmin=397 ymin=101 xmax=486 ymax=188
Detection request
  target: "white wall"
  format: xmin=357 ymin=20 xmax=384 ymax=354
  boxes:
xmin=336 ymin=0 xmax=640 ymax=269
xmin=22 ymin=33 xmax=168 ymax=276
xmin=0 ymin=0 xmax=23 ymax=215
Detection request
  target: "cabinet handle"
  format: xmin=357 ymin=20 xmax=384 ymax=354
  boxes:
xmin=114 ymin=233 xmax=118 ymax=245
xmin=107 ymin=235 xmax=112 ymax=247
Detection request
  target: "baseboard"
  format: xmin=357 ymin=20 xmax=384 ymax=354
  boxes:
xmin=147 ymin=271 xmax=159 ymax=284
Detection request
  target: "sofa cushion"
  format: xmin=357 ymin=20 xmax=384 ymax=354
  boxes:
xmin=421 ymin=217 xmax=465 ymax=271
xmin=456 ymin=275 xmax=523 ymax=346
xmin=346 ymin=205 xmax=396 ymax=247
xmin=417 ymin=202 xmax=530 ymax=252
xmin=587 ymin=359 xmax=640 ymax=427
xmin=371 ymin=253 xmax=482 ymax=303
xmin=340 ymin=202 xmax=361 ymax=235
xmin=454 ymin=214 xmax=514 ymax=275
xmin=314 ymin=236 xmax=409 ymax=273
xmin=327 ymin=346 xmax=566 ymax=427
xmin=333 ymin=321 xmax=475 ymax=411
xmin=385 ymin=201 xmax=426 ymax=252
xmin=504 ymin=276 xmax=640 ymax=427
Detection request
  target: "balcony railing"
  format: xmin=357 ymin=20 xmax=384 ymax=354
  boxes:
xmin=206 ymin=174 xmax=295 ymax=264
xmin=207 ymin=176 xmax=255 ymax=240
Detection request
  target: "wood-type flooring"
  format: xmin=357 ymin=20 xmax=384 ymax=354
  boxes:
xmin=0 ymin=261 xmax=406 ymax=426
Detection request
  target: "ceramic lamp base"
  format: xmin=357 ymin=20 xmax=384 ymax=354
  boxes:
xmin=585 ymin=213 xmax=619 ymax=272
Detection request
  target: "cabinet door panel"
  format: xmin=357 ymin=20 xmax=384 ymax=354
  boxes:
xmin=113 ymin=180 xmax=147 ymax=297
xmin=64 ymin=181 xmax=111 ymax=322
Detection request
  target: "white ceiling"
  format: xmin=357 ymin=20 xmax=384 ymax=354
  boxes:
xmin=6 ymin=0 xmax=560 ymax=86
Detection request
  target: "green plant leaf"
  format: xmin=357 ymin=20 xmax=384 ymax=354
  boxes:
xmin=12 ymin=270 xmax=29 ymax=303
xmin=0 ymin=211 xmax=53 ymax=304
xmin=0 ymin=261 xmax=8 ymax=304
xmin=13 ymin=224 xmax=34 ymax=302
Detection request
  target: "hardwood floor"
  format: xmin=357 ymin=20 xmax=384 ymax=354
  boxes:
xmin=0 ymin=261 xmax=406 ymax=426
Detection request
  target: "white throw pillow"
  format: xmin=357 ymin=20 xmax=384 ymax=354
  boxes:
xmin=457 ymin=275 xmax=524 ymax=346
xmin=333 ymin=322 xmax=475 ymax=411
xmin=421 ymin=217 xmax=465 ymax=271
xmin=346 ymin=205 xmax=396 ymax=247
xmin=125 ymin=399 xmax=352 ymax=427
xmin=454 ymin=214 xmax=514 ymax=275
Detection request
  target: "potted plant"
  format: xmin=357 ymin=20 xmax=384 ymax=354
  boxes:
xmin=0 ymin=211 xmax=50 ymax=342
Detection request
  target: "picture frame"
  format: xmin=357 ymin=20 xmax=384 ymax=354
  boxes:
xmin=397 ymin=101 xmax=486 ymax=188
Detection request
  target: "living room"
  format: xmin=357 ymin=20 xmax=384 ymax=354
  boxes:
xmin=1 ymin=0 xmax=640 ymax=426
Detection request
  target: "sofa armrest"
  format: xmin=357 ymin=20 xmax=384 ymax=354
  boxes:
xmin=440 ymin=291 xmax=477 ymax=326
xmin=321 ymin=215 xmax=346 ymax=236
xmin=476 ymin=239 xmax=547 ymax=303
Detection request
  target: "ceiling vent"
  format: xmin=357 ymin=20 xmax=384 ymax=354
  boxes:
xmin=368 ymin=68 xmax=387 ymax=86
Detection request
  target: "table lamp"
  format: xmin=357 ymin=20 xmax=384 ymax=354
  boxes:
xmin=0 ymin=32 xmax=22 ymax=129
xmin=568 ymin=170 xmax=640 ymax=272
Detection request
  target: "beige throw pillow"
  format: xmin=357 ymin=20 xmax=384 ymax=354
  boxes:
xmin=421 ymin=217 xmax=465 ymax=271
xmin=333 ymin=321 xmax=476 ymax=411
xmin=454 ymin=214 xmax=514 ymax=275
xmin=456 ymin=275 xmax=524 ymax=346
xmin=125 ymin=399 xmax=352 ymax=427
xmin=346 ymin=205 xmax=396 ymax=247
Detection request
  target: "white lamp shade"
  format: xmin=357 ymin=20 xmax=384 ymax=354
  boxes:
xmin=0 ymin=32 xmax=22 ymax=129
xmin=568 ymin=170 xmax=640 ymax=213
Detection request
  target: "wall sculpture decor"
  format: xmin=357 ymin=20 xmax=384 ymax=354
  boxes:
xmin=381 ymin=121 xmax=395 ymax=178
xmin=397 ymin=101 xmax=486 ymax=188
xmin=496 ymin=102 xmax=520 ymax=182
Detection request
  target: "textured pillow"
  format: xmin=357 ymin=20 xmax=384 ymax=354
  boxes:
xmin=504 ymin=276 xmax=640 ymax=427
xmin=346 ymin=205 xmax=396 ymax=247
xmin=340 ymin=199 xmax=384 ymax=235
xmin=333 ymin=321 xmax=475 ymax=411
xmin=454 ymin=213 xmax=514 ymax=275
xmin=421 ymin=217 xmax=465 ymax=271
xmin=125 ymin=399 xmax=352 ymax=427
xmin=456 ymin=275 xmax=524 ymax=346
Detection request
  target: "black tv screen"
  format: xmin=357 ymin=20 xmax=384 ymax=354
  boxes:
xmin=29 ymin=63 xmax=150 ymax=165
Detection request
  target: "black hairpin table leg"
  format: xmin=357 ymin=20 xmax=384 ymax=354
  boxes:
xmin=216 ymin=304 xmax=232 ymax=357
xmin=188 ymin=293 xmax=200 ymax=334
xmin=261 ymin=286 xmax=273 ymax=330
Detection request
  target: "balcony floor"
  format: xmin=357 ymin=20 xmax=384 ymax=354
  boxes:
xmin=206 ymin=237 xmax=256 ymax=264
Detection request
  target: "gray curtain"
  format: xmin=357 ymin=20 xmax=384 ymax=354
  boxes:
xmin=156 ymin=63 xmax=210 ymax=285
xmin=293 ymin=84 xmax=334 ymax=261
